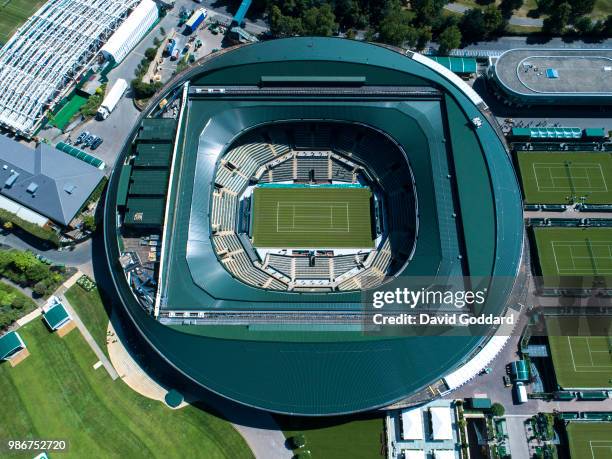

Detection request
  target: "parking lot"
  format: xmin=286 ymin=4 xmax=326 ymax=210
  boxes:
xmin=37 ymin=1 xmax=233 ymax=173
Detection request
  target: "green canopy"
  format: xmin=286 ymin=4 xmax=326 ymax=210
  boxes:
xmin=0 ymin=331 xmax=25 ymax=360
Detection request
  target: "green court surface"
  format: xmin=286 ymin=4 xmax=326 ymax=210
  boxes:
xmin=0 ymin=320 xmax=253 ymax=459
xmin=517 ymin=152 xmax=612 ymax=204
xmin=0 ymin=0 xmax=46 ymax=45
xmin=251 ymin=186 xmax=374 ymax=248
xmin=49 ymin=94 xmax=88 ymax=130
xmin=533 ymin=228 xmax=612 ymax=282
xmin=567 ymin=423 xmax=612 ymax=459
xmin=546 ymin=316 xmax=612 ymax=389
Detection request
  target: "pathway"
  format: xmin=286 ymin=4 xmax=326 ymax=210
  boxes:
xmin=55 ymin=273 xmax=119 ymax=380
xmin=506 ymin=416 xmax=531 ymax=459
xmin=106 ymin=315 xmax=185 ymax=406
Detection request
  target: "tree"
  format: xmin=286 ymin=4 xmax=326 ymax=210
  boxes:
xmin=0 ymin=289 xmax=16 ymax=307
xmin=82 ymin=215 xmax=97 ymax=233
xmin=500 ymin=0 xmax=524 ymax=19
xmin=490 ymin=402 xmax=505 ymax=417
xmin=542 ymin=2 xmax=571 ymax=34
xmin=269 ymin=5 xmax=304 ymax=37
xmin=569 ymin=0 xmax=596 ymax=18
xmin=482 ymin=5 xmax=506 ymax=38
xmin=437 ymin=25 xmax=461 ymax=55
xmin=574 ymin=16 xmax=593 ymax=35
xmin=33 ymin=280 xmax=48 ymax=297
xmin=460 ymin=8 xmax=486 ymax=43
xmin=302 ymin=4 xmax=337 ymax=36
xmin=144 ymin=47 xmax=157 ymax=61
xmin=377 ymin=0 xmax=419 ymax=47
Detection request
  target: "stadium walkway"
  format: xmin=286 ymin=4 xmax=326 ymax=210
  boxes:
xmin=106 ymin=313 xmax=291 ymax=458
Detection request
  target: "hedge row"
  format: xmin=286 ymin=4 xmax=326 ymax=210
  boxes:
xmin=0 ymin=208 xmax=60 ymax=247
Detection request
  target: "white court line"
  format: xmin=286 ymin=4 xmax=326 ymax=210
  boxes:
xmin=532 ymin=162 xmax=608 ymax=192
xmin=276 ymin=202 xmax=350 ymax=232
xmin=568 ymin=336 xmax=577 ymax=372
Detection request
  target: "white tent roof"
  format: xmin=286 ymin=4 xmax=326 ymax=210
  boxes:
xmin=433 ymin=450 xmax=457 ymax=459
xmin=444 ymin=334 xmax=510 ymax=390
xmin=101 ymin=0 xmax=157 ymax=62
xmin=430 ymin=407 xmax=453 ymax=440
xmin=401 ymin=408 xmax=424 ymax=440
xmin=403 ymin=450 xmax=425 ymax=459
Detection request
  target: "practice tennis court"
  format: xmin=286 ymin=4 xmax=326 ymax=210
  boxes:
xmin=517 ymin=152 xmax=612 ymax=204
xmin=251 ymin=185 xmax=374 ymax=248
xmin=534 ymin=228 xmax=612 ymax=279
xmin=567 ymin=423 xmax=612 ymax=459
xmin=547 ymin=317 xmax=612 ymax=389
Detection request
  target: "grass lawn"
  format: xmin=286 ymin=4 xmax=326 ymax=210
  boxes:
xmin=546 ymin=316 xmax=612 ymax=389
xmin=0 ymin=0 xmax=46 ymax=46
xmin=567 ymin=422 xmax=612 ymax=458
xmin=517 ymin=152 xmax=612 ymax=205
xmin=533 ymin=227 xmax=612 ymax=284
xmin=251 ymin=185 xmax=374 ymax=248
xmin=277 ymin=414 xmax=384 ymax=459
xmin=64 ymin=284 xmax=111 ymax=355
xmin=0 ymin=319 xmax=253 ymax=459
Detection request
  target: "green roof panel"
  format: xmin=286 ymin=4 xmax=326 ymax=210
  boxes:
xmin=0 ymin=331 xmax=24 ymax=360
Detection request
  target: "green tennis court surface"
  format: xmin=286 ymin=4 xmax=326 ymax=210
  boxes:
xmin=251 ymin=186 xmax=374 ymax=248
xmin=534 ymin=228 xmax=612 ymax=284
xmin=517 ymin=152 xmax=612 ymax=204
xmin=567 ymin=423 xmax=612 ymax=459
xmin=547 ymin=316 xmax=612 ymax=389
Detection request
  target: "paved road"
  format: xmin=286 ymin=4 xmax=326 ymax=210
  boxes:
xmin=445 ymin=2 xmax=544 ymax=27
xmin=0 ymin=232 xmax=93 ymax=274
xmin=505 ymin=416 xmax=531 ymax=459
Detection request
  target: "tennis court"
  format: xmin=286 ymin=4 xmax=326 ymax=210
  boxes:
xmin=567 ymin=423 xmax=612 ymax=459
xmin=546 ymin=317 xmax=612 ymax=389
xmin=251 ymin=185 xmax=374 ymax=248
xmin=534 ymin=228 xmax=612 ymax=279
xmin=517 ymin=152 xmax=612 ymax=204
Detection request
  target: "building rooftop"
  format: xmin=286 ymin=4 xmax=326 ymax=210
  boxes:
xmin=0 ymin=331 xmax=25 ymax=360
xmin=43 ymin=303 xmax=71 ymax=330
xmin=0 ymin=136 xmax=104 ymax=226
xmin=494 ymin=49 xmax=612 ymax=97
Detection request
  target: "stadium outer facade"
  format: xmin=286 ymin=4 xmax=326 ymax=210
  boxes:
xmin=104 ymin=38 xmax=524 ymax=416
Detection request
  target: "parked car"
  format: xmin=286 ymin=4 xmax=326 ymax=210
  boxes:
xmin=75 ymin=131 xmax=89 ymax=145
xmin=83 ymin=135 xmax=97 ymax=147
xmin=90 ymin=137 xmax=103 ymax=150
xmin=503 ymin=375 xmax=511 ymax=387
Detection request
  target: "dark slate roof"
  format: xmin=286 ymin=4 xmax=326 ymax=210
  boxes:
xmin=0 ymin=136 xmax=104 ymax=226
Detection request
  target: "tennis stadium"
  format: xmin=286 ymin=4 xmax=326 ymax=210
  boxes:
xmin=104 ymin=38 xmax=524 ymax=415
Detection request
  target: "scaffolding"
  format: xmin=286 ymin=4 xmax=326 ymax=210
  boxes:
xmin=0 ymin=0 xmax=140 ymax=137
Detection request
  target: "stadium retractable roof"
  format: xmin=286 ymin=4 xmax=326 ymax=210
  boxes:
xmin=105 ymin=38 xmax=524 ymax=415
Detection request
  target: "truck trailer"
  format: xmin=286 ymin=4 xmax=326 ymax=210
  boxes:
xmin=184 ymin=8 xmax=207 ymax=34
xmin=97 ymin=79 xmax=128 ymax=120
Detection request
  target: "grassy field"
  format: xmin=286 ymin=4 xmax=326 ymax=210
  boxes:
xmin=567 ymin=422 xmax=612 ymax=459
xmin=277 ymin=414 xmax=384 ymax=459
xmin=0 ymin=319 xmax=253 ymax=459
xmin=533 ymin=228 xmax=612 ymax=283
xmin=65 ymin=284 xmax=110 ymax=353
xmin=0 ymin=0 xmax=46 ymax=46
xmin=547 ymin=316 xmax=612 ymax=389
xmin=251 ymin=186 xmax=374 ymax=248
xmin=517 ymin=152 xmax=612 ymax=205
